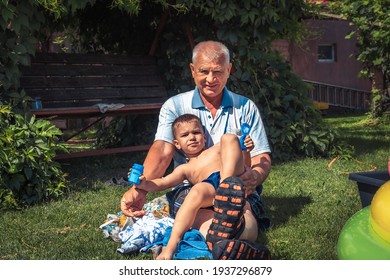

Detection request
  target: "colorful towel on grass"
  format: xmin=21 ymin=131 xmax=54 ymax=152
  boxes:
xmin=141 ymin=226 xmax=213 ymax=260
xmin=117 ymin=213 xmax=174 ymax=254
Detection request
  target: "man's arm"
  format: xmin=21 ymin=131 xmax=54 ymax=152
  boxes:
xmin=120 ymin=140 xmax=175 ymax=217
xmin=251 ymin=152 xmax=271 ymax=184
xmin=239 ymin=152 xmax=271 ymax=193
xmin=143 ymin=140 xmax=175 ymax=181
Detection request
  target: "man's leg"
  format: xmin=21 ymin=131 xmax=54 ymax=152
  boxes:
xmin=195 ymin=201 xmax=269 ymax=260
xmin=195 ymin=202 xmax=258 ymax=241
xmin=199 ymin=176 xmax=271 ymax=260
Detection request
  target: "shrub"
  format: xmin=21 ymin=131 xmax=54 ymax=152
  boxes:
xmin=0 ymin=102 xmax=68 ymax=209
xmin=96 ymin=114 xmax=158 ymax=149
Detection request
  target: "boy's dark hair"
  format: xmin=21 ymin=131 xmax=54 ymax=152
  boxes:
xmin=172 ymin=114 xmax=203 ymax=136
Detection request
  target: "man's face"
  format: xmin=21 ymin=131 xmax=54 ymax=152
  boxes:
xmin=190 ymin=54 xmax=232 ymax=99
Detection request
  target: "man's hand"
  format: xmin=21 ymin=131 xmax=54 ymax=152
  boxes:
xmin=239 ymin=165 xmax=259 ymax=196
xmin=120 ymin=187 xmax=147 ymax=217
xmin=240 ymin=153 xmax=271 ymax=196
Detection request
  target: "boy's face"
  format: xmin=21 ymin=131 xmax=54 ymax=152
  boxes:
xmin=173 ymin=120 xmax=206 ymax=156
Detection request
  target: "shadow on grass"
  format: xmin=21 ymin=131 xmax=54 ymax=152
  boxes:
xmin=258 ymin=195 xmax=312 ymax=259
xmin=324 ymin=113 xmax=389 ymax=156
xmin=58 ymin=152 xmax=144 ymax=192
xmin=264 ymin=195 xmax=312 ymax=228
xmin=347 ymin=138 xmax=388 ymax=157
xmin=334 ymin=127 xmax=388 ymax=156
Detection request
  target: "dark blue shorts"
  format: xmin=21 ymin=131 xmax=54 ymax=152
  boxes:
xmin=166 ymin=182 xmax=271 ymax=231
xmin=202 ymin=171 xmax=221 ymax=190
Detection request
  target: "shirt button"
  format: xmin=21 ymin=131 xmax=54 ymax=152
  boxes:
xmin=209 ymin=124 xmax=212 ymax=127
xmin=208 ymin=115 xmax=211 ymax=119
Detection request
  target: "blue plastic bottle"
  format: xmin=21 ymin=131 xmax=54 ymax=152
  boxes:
xmin=128 ymin=163 xmax=144 ymax=185
xmin=34 ymin=97 xmax=42 ymax=109
xmin=239 ymin=123 xmax=251 ymax=150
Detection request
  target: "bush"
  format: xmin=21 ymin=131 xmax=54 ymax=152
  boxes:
xmin=96 ymin=114 xmax=158 ymax=149
xmin=0 ymin=103 xmax=68 ymax=209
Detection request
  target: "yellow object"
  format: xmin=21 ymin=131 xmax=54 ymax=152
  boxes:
xmin=119 ymin=215 xmax=128 ymax=227
xmin=314 ymin=101 xmax=329 ymax=110
xmin=370 ymin=180 xmax=390 ymax=243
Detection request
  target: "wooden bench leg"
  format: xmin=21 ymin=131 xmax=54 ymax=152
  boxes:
xmin=54 ymin=144 xmax=151 ymax=160
xmin=64 ymin=116 xmax=106 ymax=142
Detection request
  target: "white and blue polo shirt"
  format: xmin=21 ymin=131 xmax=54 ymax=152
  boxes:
xmin=154 ymin=87 xmax=271 ymax=166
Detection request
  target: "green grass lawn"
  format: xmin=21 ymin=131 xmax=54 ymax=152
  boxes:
xmin=0 ymin=112 xmax=388 ymax=260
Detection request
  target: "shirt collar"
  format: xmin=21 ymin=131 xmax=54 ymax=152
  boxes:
xmin=192 ymin=87 xmax=233 ymax=109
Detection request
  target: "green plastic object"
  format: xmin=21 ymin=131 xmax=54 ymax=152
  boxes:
xmin=337 ymin=206 xmax=390 ymax=260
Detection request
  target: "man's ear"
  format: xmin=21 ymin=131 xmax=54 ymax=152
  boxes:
xmin=227 ymin=63 xmax=232 ymax=75
xmin=173 ymin=139 xmax=181 ymax=150
xmin=189 ymin=63 xmax=196 ymax=78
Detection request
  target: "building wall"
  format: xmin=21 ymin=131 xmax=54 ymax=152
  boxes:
xmin=290 ymin=19 xmax=374 ymax=91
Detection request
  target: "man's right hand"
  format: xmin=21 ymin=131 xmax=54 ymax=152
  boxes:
xmin=120 ymin=187 xmax=148 ymax=217
xmin=120 ymin=140 xmax=174 ymax=217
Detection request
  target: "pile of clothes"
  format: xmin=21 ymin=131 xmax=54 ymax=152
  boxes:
xmin=100 ymin=196 xmax=212 ymax=260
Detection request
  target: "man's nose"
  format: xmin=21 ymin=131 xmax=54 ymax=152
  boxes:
xmin=206 ymin=71 xmax=216 ymax=82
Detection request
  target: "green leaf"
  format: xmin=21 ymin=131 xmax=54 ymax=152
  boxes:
xmin=24 ymin=167 xmax=33 ymax=180
xmin=373 ymin=58 xmax=383 ymax=65
xmin=14 ymin=44 xmax=27 ymax=54
xmin=1 ymin=6 xmax=14 ymax=22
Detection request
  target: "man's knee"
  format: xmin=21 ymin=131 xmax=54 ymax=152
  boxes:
xmin=239 ymin=203 xmax=259 ymax=241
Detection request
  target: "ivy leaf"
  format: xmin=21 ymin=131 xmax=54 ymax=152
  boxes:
xmin=1 ymin=6 xmax=14 ymax=22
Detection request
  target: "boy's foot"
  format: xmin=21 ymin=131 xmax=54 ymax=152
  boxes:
xmin=212 ymin=239 xmax=271 ymax=260
xmin=156 ymin=246 xmax=174 ymax=260
xmin=206 ymin=176 xmax=246 ymax=250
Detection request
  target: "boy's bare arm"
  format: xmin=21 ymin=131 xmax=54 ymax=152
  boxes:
xmin=136 ymin=165 xmax=187 ymax=192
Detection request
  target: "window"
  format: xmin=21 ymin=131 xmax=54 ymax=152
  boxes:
xmin=318 ymin=44 xmax=336 ymax=62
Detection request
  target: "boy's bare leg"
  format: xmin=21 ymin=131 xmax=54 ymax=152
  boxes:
xmin=157 ymin=182 xmax=215 ymax=260
xmin=192 ymin=134 xmax=258 ymax=247
xmin=219 ymin=134 xmax=246 ymax=180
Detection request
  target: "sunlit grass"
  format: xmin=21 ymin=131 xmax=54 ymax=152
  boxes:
xmin=0 ymin=112 xmax=388 ymax=260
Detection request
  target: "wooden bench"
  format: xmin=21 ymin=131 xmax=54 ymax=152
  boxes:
xmin=20 ymin=52 xmax=168 ymax=159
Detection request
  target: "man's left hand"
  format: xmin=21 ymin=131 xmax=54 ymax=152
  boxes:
xmin=239 ymin=165 xmax=258 ymax=196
